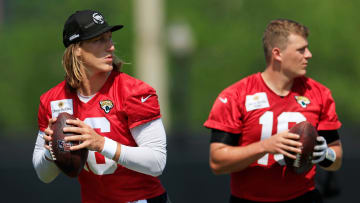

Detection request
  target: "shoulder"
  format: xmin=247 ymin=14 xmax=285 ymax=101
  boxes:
xmin=114 ymin=73 xmax=161 ymax=128
xmin=114 ymin=72 xmax=156 ymax=96
xmin=220 ymin=73 xmax=260 ymax=97
xmin=38 ymin=81 xmax=71 ymax=119
xmin=211 ymin=73 xmax=260 ymax=112
xmin=296 ymin=76 xmax=332 ymax=94
xmin=40 ymin=81 xmax=67 ymax=102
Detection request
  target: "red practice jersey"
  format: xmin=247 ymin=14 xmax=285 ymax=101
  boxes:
xmin=204 ymin=72 xmax=341 ymax=202
xmin=38 ymin=71 xmax=165 ymax=203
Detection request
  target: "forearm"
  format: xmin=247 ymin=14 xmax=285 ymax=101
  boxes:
xmin=100 ymin=118 xmax=167 ymax=177
xmin=210 ymin=141 xmax=267 ymax=174
xmin=118 ymin=145 xmax=166 ymax=176
xmin=32 ymin=132 xmax=60 ymax=183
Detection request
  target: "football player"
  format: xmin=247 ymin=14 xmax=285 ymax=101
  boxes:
xmin=204 ymin=19 xmax=342 ymax=203
xmin=32 ymin=10 xmax=170 ymax=203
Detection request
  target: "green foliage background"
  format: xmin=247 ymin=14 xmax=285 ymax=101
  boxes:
xmin=1 ymin=0 xmax=359 ymax=135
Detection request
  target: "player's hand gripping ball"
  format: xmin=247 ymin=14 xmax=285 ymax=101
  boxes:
xmin=284 ymin=121 xmax=317 ymax=174
xmin=50 ymin=112 xmax=88 ymax=177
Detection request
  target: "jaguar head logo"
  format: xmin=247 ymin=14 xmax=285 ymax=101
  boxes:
xmin=295 ymin=96 xmax=310 ymax=108
xmin=100 ymin=100 xmax=114 ymax=113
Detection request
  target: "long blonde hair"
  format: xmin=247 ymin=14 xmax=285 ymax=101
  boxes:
xmin=62 ymin=43 xmax=122 ymax=91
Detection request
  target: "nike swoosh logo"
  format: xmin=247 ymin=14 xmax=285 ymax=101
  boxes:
xmin=219 ymin=97 xmax=228 ymax=103
xmin=141 ymin=95 xmax=152 ymax=103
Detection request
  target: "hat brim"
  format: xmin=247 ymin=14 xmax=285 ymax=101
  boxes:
xmin=81 ymin=24 xmax=124 ymax=41
xmin=110 ymin=25 xmax=124 ymax=32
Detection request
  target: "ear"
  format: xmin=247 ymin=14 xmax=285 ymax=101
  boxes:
xmin=272 ymin=47 xmax=282 ymax=62
xmin=74 ymin=46 xmax=82 ymax=57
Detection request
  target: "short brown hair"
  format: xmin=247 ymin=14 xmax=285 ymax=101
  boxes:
xmin=62 ymin=43 xmax=122 ymax=91
xmin=262 ymin=19 xmax=309 ymax=64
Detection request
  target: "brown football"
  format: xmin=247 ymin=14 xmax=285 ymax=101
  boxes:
xmin=284 ymin=121 xmax=317 ymax=174
xmin=50 ymin=112 xmax=88 ymax=177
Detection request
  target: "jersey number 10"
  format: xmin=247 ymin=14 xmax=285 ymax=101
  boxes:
xmin=257 ymin=111 xmax=306 ymax=166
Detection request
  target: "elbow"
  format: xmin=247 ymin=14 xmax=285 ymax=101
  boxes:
xmin=328 ymin=158 xmax=343 ymax=171
xmin=210 ymin=164 xmax=222 ymax=175
xmin=210 ymin=144 xmax=235 ymax=175
xmin=147 ymin=164 xmax=165 ymax=177
xmin=149 ymin=169 xmax=163 ymax=177
xmin=32 ymin=158 xmax=49 ymax=183
xmin=209 ymin=160 xmax=228 ymax=175
xmin=149 ymin=152 xmax=166 ymax=177
xmin=33 ymin=164 xmax=57 ymax=183
xmin=37 ymin=172 xmax=56 ymax=184
xmin=32 ymin=155 xmax=58 ymax=183
xmin=33 ymin=165 xmax=57 ymax=183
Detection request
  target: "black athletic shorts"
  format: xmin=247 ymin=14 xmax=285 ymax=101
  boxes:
xmin=229 ymin=189 xmax=323 ymax=203
xmin=147 ymin=192 xmax=171 ymax=203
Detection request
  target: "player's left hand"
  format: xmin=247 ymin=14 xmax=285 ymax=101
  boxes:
xmin=63 ymin=118 xmax=105 ymax=152
xmin=312 ymin=136 xmax=328 ymax=164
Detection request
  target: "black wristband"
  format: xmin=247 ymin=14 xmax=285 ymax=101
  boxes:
xmin=318 ymin=148 xmax=336 ymax=168
xmin=319 ymin=158 xmax=334 ymax=168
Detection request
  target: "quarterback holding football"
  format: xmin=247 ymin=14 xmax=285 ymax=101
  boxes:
xmin=204 ymin=19 xmax=343 ymax=203
xmin=32 ymin=10 xmax=170 ymax=203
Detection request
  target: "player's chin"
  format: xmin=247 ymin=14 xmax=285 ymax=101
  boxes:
xmin=296 ymin=68 xmax=307 ymax=77
xmin=102 ymin=63 xmax=114 ymax=72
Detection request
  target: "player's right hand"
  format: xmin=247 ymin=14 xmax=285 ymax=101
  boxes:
xmin=261 ymin=130 xmax=302 ymax=160
xmin=43 ymin=117 xmax=57 ymax=151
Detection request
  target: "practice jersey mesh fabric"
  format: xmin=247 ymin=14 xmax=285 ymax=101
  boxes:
xmin=38 ymin=71 xmax=165 ymax=203
xmin=204 ymin=72 xmax=341 ymax=202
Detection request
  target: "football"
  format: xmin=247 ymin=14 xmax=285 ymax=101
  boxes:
xmin=50 ymin=112 xmax=88 ymax=177
xmin=284 ymin=121 xmax=317 ymax=174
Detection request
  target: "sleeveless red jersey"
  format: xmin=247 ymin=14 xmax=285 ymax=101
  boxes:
xmin=204 ymin=72 xmax=341 ymax=202
xmin=38 ymin=71 xmax=165 ymax=203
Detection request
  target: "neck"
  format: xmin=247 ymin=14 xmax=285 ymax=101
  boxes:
xmin=78 ymin=71 xmax=111 ymax=96
xmin=261 ymin=65 xmax=294 ymax=97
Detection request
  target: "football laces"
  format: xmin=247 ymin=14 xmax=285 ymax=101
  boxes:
xmin=49 ymin=141 xmax=57 ymax=161
xmin=293 ymin=153 xmax=301 ymax=168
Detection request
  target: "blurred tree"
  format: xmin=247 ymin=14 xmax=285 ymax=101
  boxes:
xmin=167 ymin=0 xmax=360 ymax=132
xmin=0 ymin=0 xmax=359 ymax=135
xmin=0 ymin=0 xmax=133 ymax=134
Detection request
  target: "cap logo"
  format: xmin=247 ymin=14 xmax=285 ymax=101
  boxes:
xmin=92 ymin=13 xmax=104 ymax=24
xmin=69 ymin=34 xmax=79 ymax=41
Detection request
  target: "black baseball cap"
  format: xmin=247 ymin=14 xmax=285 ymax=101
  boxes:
xmin=63 ymin=10 xmax=123 ymax=48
